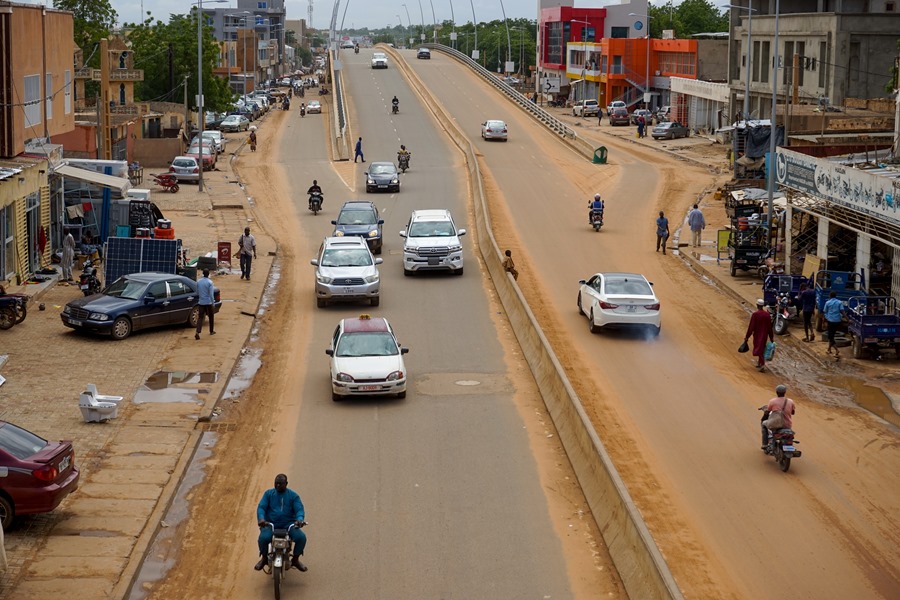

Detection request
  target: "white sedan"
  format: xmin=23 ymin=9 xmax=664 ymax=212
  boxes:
xmin=326 ymin=315 xmax=409 ymax=401
xmin=481 ymin=119 xmax=508 ymax=141
xmin=307 ymin=100 xmax=322 ymax=114
xmin=577 ymin=272 xmax=661 ymax=335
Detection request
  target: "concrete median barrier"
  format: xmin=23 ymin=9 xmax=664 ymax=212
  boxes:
xmin=385 ymin=46 xmax=683 ymax=600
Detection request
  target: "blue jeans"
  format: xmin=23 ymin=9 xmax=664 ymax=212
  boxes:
xmin=258 ymin=526 xmax=307 ymax=557
xmin=240 ymin=253 xmax=253 ymax=278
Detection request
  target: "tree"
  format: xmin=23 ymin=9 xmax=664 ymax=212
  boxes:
xmin=648 ymin=0 xmax=727 ymax=39
xmin=887 ymin=39 xmax=899 ymax=92
xmin=53 ymin=0 xmax=118 ymax=52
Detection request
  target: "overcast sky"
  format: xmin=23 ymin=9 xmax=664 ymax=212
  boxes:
xmin=24 ymin=0 xmax=655 ymax=30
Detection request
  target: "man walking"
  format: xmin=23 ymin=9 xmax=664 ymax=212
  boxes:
xmin=597 ymin=108 xmax=603 ymax=126
xmin=744 ymin=299 xmax=774 ymax=371
xmin=797 ymin=283 xmax=817 ymax=342
xmin=61 ymin=231 xmax=76 ymax=281
xmin=195 ymin=268 xmax=216 ymax=340
xmin=239 ymin=227 xmax=257 ymax=280
xmin=655 ymin=211 xmax=669 ymax=254
xmin=823 ymin=290 xmax=846 ymax=359
xmin=637 ymin=114 xmax=646 ymax=138
xmin=354 ymin=137 xmax=365 ymax=163
xmin=687 ymin=204 xmax=706 ymax=248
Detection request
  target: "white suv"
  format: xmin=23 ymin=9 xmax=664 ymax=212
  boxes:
xmin=400 ymin=209 xmax=466 ymax=276
xmin=371 ymin=52 xmax=388 ymax=69
xmin=573 ymin=99 xmax=600 ymax=117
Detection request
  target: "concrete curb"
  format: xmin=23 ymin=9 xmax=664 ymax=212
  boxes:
xmin=389 ymin=50 xmax=683 ymax=600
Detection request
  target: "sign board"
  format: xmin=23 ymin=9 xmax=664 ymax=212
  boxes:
xmin=195 ymin=95 xmax=204 ymax=107
xmin=420 ymin=33 xmax=425 ymax=40
xmin=776 ymin=148 xmax=900 ymax=227
xmin=504 ymin=61 xmax=515 ymax=74
xmin=717 ymin=229 xmax=731 ymax=254
xmin=802 ymin=253 xmax=821 ymax=279
xmin=643 ymin=92 xmax=652 ymax=103
xmin=450 ymin=32 xmax=457 ymax=41
xmin=472 ymin=49 xmax=480 ymax=60
xmin=542 ymin=77 xmax=561 ymax=93
xmin=217 ymin=242 xmax=232 ymax=267
xmin=409 ymin=38 xmax=415 ymax=46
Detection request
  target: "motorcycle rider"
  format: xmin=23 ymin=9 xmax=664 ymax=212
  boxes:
xmin=255 ymin=473 xmax=308 ymax=572
xmin=760 ymin=384 xmax=796 ymax=451
xmin=300 ymin=102 xmax=306 ymax=116
xmin=391 ymin=95 xmax=399 ymax=113
xmin=587 ymin=193 xmax=605 ymax=225
xmin=397 ymin=144 xmax=411 ymax=168
xmin=307 ymin=179 xmax=323 ymax=210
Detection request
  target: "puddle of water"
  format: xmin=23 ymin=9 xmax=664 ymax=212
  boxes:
xmin=127 ymin=432 xmax=217 ymax=600
xmin=824 ymin=376 xmax=900 ymax=427
xmin=133 ymin=387 xmax=203 ymax=404
xmin=223 ymin=348 xmax=263 ymax=401
xmin=143 ymin=371 xmax=218 ymax=389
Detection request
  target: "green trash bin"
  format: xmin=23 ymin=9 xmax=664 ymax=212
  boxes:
xmin=593 ymin=146 xmax=608 ymax=164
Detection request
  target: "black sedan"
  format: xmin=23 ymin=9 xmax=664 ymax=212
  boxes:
xmin=651 ymin=121 xmax=690 ymax=140
xmin=365 ymin=162 xmax=401 ymax=193
xmin=61 ymin=272 xmax=221 ymax=340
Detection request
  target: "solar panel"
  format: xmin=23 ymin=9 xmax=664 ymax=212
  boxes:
xmin=105 ymin=238 xmax=180 ymax=284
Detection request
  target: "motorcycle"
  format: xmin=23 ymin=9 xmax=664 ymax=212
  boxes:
xmin=318 ymin=87 xmax=329 ymax=96
xmin=587 ymin=202 xmax=604 ymax=232
xmin=758 ymin=407 xmax=802 ymax=472
xmin=391 ymin=102 xmax=399 ymax=115
xmin=308 ymin=192 xmax=323 ymax=215
xmin=354 ymin=46 xmax=359 ymax=54
xmin=283 ymin=98 xmax=290 ymax=111
xmin=79 ymin=259 xmax=102 ymax=297
xmin=397 ymin=153 xmax=410 ymax=173
xmin=0 ymin=293 xmax=28 ymax=330
xmin=150 ymin=172 xmax=179 ymax=193
xmin=757 ymin=248 xmax=785 ymax=279
xmin=300 ymin=106 xmax=306 ymax=117
xmin=261 ymin=522 xmax=307 ymax=599
xmin=768 ymin=293 xmax=798 ymax=336
xmin=548 ymin=99 xmax=563 ymax=108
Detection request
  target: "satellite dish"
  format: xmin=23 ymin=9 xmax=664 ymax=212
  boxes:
xmin=634 ymin=21 xmax=643 ymax=31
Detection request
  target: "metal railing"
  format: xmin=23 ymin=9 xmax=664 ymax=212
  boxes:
xmin=423 ymin=44 xmax=577 ymax=141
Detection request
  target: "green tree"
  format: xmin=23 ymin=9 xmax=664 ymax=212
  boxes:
xmin=648 ymin=0 xmax=727 ymax=38
xmin=53 ymin=0 xmax=118 ymax=53
xmin=887 ymin=39 xmax=899 ymax=92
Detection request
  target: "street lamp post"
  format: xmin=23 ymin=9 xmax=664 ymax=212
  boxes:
xmin=571 ymin=19 xmax=591 ymax=116
xmin=767 ymin=0 xmax=781 ymax=239
xmin=498 ymin=0 xmax=512 ymax=75
xmin=629 ymin=12 xmax=653 ymax=110
xmin=417 ymin=0 xmax=426 ymax=42
xmin=468 ymin=0 xmax=477 ymax=58
xmin=428 ymin=0 xmax=437 ymax=44
xmin=723 ymin=2 xmax=756 ymax=121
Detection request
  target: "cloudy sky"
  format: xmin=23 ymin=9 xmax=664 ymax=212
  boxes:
xmin=23 ymin=0 xmax=640 ymax=30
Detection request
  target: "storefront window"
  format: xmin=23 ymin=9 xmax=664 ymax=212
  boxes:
xmin=0 ymin=205 xmax=14 ymax=281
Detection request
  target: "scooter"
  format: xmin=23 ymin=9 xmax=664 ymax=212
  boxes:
xmin=758 ymin=248 xmax=785 ymax=279
xmin=758 ymin=407 xmax=802 ymax=472
xmin=300 ymin=105 xmax=306 ymax=117
xmin=354 ymin=46 xmax=359 ymax=54
xmin=397 ymin=153 xmax=410 ymax=173
xmin=768 ymin=293 xmax=798 ymax=336
xmin=587 ymin=202 xmax=604 ymax=232
xmin=260 ymin=522 xmax=307 ymax=600
xmin=79 ymin=259 xmax=102 ymax=297
xmin=308 ymin=192 xmax=323 ymax=215
xmin=391 ymin=102 xmax=399 ymax=115
xmin=318 ymin=88 xmax=330 ymax=96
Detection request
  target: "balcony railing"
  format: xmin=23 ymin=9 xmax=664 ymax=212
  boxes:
xmin=74 ymin=67 xmax=96 ymax=79
xmin=108 ymin=69 xmax=144 ymax=82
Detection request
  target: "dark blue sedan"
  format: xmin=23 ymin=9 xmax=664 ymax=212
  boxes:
xmin=332 ymin=201 xmax=385 ymax=254
xmin=61 ymin=272 xmax=220 ymax=340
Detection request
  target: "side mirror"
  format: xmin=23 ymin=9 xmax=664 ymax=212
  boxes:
xmin=0 ymin=466 xmax=7 ymax=477
xmin=457 ymin=229 xmax=467 ymax=236
xmin=378 ymin=219 xmax=385 ymax=225
xmin=374 ymin=258 xmax=384 ymax=265
xmin=143 ymin=296 xmax=155 ymax=304
xmin=399 ymin=230 xmax=407 ymax=238
xmin=330 ymin=220 xmax=337 ymax=225
xmin=400 ymin=347 xmax=409 ymax=355
xmin=325 ymin=349 xmax=334 ymax=356
xmin=578 ymin=279 xmax=586 ymax=285
xmin=310 ymin=259 xmax=319 ymax=266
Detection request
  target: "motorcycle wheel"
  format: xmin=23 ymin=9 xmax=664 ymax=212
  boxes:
xmin=779 ymin=455 xmax=791 ymax=472
xmin=0 ymin=308 xmax=16 ymax=330
xmin=14 ymin=302 xmax=27 ymax=324
xmin=852 ymin=335 xmax=864 ymax=359
xmin=757 ymin=265 xmax=768 ymax=280
xmin=170 ymin=184 xmax=179 ymax=193
xmin=730 ymin=260 xmax=737 ymax=277
xmin=774 ymin=314 xmax=787 ymax=336
xmin=273 ymin=561 xmax=283 ymax=600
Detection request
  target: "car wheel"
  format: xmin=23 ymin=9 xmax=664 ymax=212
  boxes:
xmin=653 ymin=324 xmax=661 ymax=337
xmin=397 ymin=390 xmax=407 ymax=399
xmin=403 ymin=268 xmax=413 ymax=277
xmin=588 ymin=309 xmax=600 ymax=334
xmin=577 ymin=292 xmax=584 ymax=316
xmin=454 ymin=267 xmax=464 ymax=276
xmin=371 ymin=296 xmax=380 ymax=307
xmin=111 ymin=316 xmax=132 ymax=340
xmin=187 ymin=305 xmax=200 ymax=327
xmin=0 ymin=494 xmax=14 ymax=531
xmin=316 ymin=298 xmax=327 ymax=308
xmin=332 ymin=391 xmax=342 ymax=402
xmin=373 ymin=244 xmax=382 ymax=255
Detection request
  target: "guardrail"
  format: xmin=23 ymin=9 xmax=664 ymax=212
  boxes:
xmin=329 ymin=48 xmax=350 ymax=160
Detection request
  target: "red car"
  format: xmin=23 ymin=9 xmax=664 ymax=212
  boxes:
xmin=0 ymin=421 xmax=80 ymax=530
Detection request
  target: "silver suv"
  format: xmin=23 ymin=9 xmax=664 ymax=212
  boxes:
xmin=400 ymin=209 xmax=466 ymax=276
xmin=310 ymin=237 xmax=382 ymax=307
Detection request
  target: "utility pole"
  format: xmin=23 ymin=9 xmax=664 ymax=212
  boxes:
xmin=183 ymin=75 xmax=190 ymax=147
xmin=99 ymin=37 xmax=111 ymax=160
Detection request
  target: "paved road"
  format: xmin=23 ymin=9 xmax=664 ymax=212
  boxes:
xmin=403 ymin=49 xmax=900 ymax=598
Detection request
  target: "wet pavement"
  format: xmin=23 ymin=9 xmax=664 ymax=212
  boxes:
xmin=0 ymin=113 xmax=277 ymax=598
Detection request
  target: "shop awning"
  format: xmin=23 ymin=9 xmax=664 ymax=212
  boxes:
xmin=55 ymin=164 xmax=131 ymax=194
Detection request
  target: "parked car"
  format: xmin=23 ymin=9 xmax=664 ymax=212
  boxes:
xmin=332 ymin=200 xmax=385 ymax=254
xmin=307 ymin=100 xmax=322 ymax=114
xmin=192 ymin=131 xmax=225 ymax=154
xmin=0 ymin=420 xmax=80 ymax=530
xmin=631 ymin=109 xmax=653 ymax=125
xmin=607 ymin=100 xmax=626 ymax=114
xmin=220 ymin=114 xmax=250 ymax=132
xmin=326 ymin=314 xmax=409 ymax=401
xmin=365 ymin=162 xmax=400 ymax=193
xmin=656 ymin=105 xmax=671 ymax=122
xmin=205 ymin=111 xmax=227 ymax=130
xmin=651 ymin=121 xmax=690 ymax=140
xmin=481 ymin=119 xmax=508 ymax=141
xmin=168 ymin=156 xmax=201 ymax=182
xmin=502 ymin=76 xmax=521 ymax=85
xmin=185 ymin=141 xmax=217 ymax=170
xmin=311 ymin=236 xmax=383 ymax=307
xmin=417 ymin=48 xmax=431 ymax=59
xmin=340 ymin=40 xmax=355 ymax=49
xmin=227 ymin=106 xmax=254 ymax=122
xmin=400 ymin=209 xmax=466 ymax=276
xmin=61 ymin=272 xmax=221 ymax=340
xmin=371 ymin=52 xmax=388 ymax=69
xmin=572 ymin=99 xmax=600 ymax=117
xmin=577 ymin=272 xmax=661 ymax=335
xmin=609 ymin=108 xmax=630 ymax=126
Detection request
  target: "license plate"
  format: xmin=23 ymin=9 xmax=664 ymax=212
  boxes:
xmin=627 ymin=306 xmax=637 ymax=312
xmin=378 ymin=185 xmax=387 ymax=188
xmin=343 ymin=288 xmax=355 ymax=294
xmin=428 ymin=258 xmax=440 ymax=265
xmin=359 ymin=385 xmax=380 ymax=391
xmin=68 ymin=319 xmax=83 ymax=326
xmin=59 ymin=454 xmax=71 ymax=472
xmin=80 ymin=284 xmax=89 ymax=290
xmin=782 ymin=445 xmax=795 ymax=452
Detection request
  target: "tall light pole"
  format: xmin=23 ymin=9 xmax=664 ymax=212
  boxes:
xmin=571 ymin=19 xmax=590 ymax=114
xmin=402 ymin=4 xmax=412 ymax=29
xmin=448 ymin=0 xmax=456 ymax=49
xmin=629 ymin=12 xmax=653 ymax=109
xmin=510 ymin=26 xmax=525 ymax=76
xmin=723 ymin=2 xmax=756 ymax=121
xmin=767 ymin=0 xmax=781 ymax=239
xmin=468 ymin=0 xmax=477 ymax=57
xmin=428 ymin=0 xmax=437 ymax=43
xmin=416 ymin=0 xmax=426 ymax=42
xmin=498 ymin=0 xmax=512 ymax=75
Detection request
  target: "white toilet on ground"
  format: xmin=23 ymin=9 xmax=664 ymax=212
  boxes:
xmin=78 ymin=383 xmax=123 ymax=423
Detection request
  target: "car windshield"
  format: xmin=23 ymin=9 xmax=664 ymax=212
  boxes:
xmin=370 ymin=164 xmax=395 ymax=175
xmin=487 ymin=121 xmax=504 ymax=128
xmin=0 ymin=422 xmax=49 ymax=459
xmin=321 ymin=248 xmax=373 ymax=267
xmin=336 ymin=332 xmax=398 ymax=357
xmin=604 ymin=277 xmax=653 ymax=296
xmin=173 ymin=160 xmax=195 ymax=167
xmin=657 ymin=123 xmax=672 ymax=129
xmin=104 ymin=277 xmax=148 ymax=300
xmin=337 ymin=209 xmax=377 ymax=225
xmin=409 ymin=221 xmax=455 ymax=237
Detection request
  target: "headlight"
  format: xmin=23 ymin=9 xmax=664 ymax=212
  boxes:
xmin=364 ymin=274 xmax=379 ymax=283
xmin=89 ymin=312 xmax=109 ymax=321
xmin=386 ymin=370 xmax=404 ymax=381
xmin=367 ymin=178 xmax=375 ymax=184
xmin=334 ymin=230 xmax=345 ymax=237
xmin=448 ymin=244 xmax=462 ymax=252
xmin=316 ymin=274 xmax=333 ymax=284
xmin=367 ymin=229 xmax=378 ymax=237
xmin=63 ymin=306 xmax=71 ymax=314
xmin=390 ymin=178 xmax=399 ymax=184
xmin=335 ymin=372 xmax=354 ymax=383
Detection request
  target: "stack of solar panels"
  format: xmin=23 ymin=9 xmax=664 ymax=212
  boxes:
xmin=104 ymin=237 xmax=180 ymax=284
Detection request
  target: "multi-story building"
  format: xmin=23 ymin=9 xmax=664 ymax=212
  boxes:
xmin=726 ymin=0 xmax=900 ymax=121
xmin=205 ymin=0 xmax=288 ymax=82
xmin=0 ymin=2 xmax=75 ymax=283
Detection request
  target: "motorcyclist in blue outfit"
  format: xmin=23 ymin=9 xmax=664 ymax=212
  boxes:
xmin=255 ymin=473 xmax=308 ymax=572
xmin=588 ymin=193 xmax=605 ymax=225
